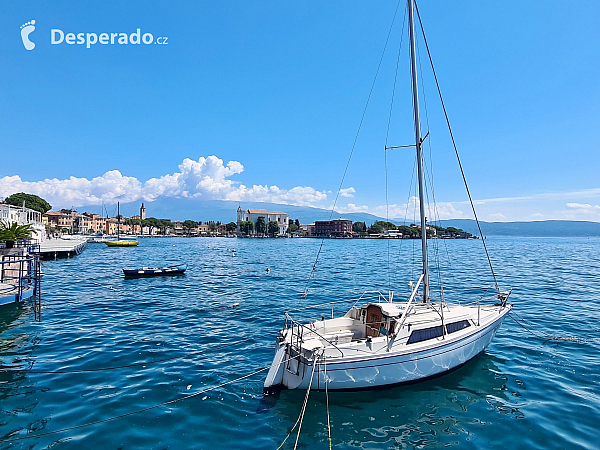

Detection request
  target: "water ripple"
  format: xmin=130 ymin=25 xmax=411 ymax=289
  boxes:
xmin=0 ymin=237 xmax=598 ymax=449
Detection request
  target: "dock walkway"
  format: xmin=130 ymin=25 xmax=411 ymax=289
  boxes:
xmin=40 ymin=238 xmax=88 ymax=260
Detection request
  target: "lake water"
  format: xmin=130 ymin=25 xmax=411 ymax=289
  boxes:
xmin=0 ymin=236 xmax=598 ymax=449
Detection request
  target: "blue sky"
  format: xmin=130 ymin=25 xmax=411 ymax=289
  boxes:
xmin=1 ymin=1 xmax=600 ymax=222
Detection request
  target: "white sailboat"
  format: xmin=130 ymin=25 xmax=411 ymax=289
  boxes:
xmin=264 ymin=0 xmax=512 ymax=393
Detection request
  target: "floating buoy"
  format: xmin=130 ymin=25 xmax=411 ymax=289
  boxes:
xmin=266 ymin=268 xmax=270 ymax=273
xmin=231 ymin=302 xmax=240 ymax=308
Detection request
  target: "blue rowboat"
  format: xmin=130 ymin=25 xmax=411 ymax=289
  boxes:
xmin=123 ymin=264 xmax=187 ymax=277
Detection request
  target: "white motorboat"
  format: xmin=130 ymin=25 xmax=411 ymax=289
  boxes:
xmin=264 ymin=0 xmax=512 ymax=394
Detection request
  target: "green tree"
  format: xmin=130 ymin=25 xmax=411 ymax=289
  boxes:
xmin=4 ymin=193 xmax=52 ymax=214
xmin=183 ymin=220 xmax=198 ymax=229
xmin=369 ymin=221 xmax=396 ymax=234
xmin=239 ymin=221 xmax=254 ymax=235
xmin=255 ymin=216 xmax=266 ymax=235
xmin=287 ymin=223 xmax=299 ymax=234
xmin=159 ymin=219 xmax=173 ymax=234
xmin=207 ymin=221 xmax=218 ymax=232
xmin=142 ymin=217 xmax=161 ymax=229
xmin=0 ymin=221 xmax=33 ymax=248
xmin=398 ymin=225 xmax=419 ymax=238
xmin=268 ymin=220 xmax=279 ymax=236
xmin=294 ymin=219 xmax=300 ymax=227
xmin=226 ymin=222 xmax=237 ymax=233
xmin=353 ymin=222 xmax=366 ymax=234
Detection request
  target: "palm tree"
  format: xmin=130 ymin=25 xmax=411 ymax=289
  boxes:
xmin=0 ymin=221 xmax=33 ymax=248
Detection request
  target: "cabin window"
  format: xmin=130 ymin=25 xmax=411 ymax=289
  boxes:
xmin=446 ymin=320 xmax=471 ymax=334
xmin=407 ymin=325 xmax=444 ymax=344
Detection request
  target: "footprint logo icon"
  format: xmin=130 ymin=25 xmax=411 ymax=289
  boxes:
xmin=20 ymin=20 xmax=36 ymax=50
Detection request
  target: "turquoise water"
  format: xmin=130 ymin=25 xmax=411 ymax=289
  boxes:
xmin=0 ymin=237 xmax=598 ymax=449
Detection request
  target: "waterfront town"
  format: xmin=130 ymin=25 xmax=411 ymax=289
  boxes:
xmin=1 ymin=193 xmax=474 ymax=241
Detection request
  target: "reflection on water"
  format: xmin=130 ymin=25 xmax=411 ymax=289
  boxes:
xmin=272 ymin=353 xmax=521 ymax=449
xmin=0 ymin=237 xmax=598 ymax=449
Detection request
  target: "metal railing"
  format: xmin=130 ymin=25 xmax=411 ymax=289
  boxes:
xmin=0 ymin=245 xmax=42 ymax=320
xmin=284 ymin=313 xmax=345 ymax=358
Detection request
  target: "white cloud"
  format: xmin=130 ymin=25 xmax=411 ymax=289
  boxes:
xmin=335 ymin=196 xmax=465 ymax=221
xmin=339 ymin=187 xmax=356 ymax=198
xmin=336 ymin=203 xmax=370 ymax=214
xmin=224 ymin=184 xmax=327 ymax=206
xmin=566 ymin=202 xmax=600 ymax=212
xmin=0 ymin=155 xmax=328 ymax=209
xmin=0 ymin=171 xmax=143 ymax=206
xmin=4 ymin=157 xmax=600 ymax=223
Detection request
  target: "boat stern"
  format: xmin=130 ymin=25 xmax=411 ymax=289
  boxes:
xmin=263 ymin=344 xmax=287 ymax=395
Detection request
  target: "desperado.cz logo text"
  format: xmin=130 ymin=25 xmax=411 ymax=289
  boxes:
xmin=51 ymin=28 xmax=168 ymax=48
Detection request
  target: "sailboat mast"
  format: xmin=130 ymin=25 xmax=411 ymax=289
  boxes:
xmin=117 ymin=202 xmax=120 ymax=241
xmin=407 ymin=0 xmax=430 ymax=303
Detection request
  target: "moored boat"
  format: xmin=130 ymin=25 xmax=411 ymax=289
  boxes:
xmin=123 ymin=264 xmax=187 ymax=277
xmin=264 ymin=0 xmax=512 ymax=394
xmin=105 ymin=202 xmax=138 ymax=247
xmin=106 ymin=240 xmax=139 ymax=247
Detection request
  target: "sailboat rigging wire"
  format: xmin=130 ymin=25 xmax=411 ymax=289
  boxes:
xmin=384 ymin=7 xmax=407 ymax=293
xmin=414 ymin=1 xmax=500 ymax=295
xmin=0 ymin=361 xmax=290 ymax=443
xmin=301 ymin=0 xmax=404 ymax=300
xmin=415 ymin=35 xmax=449 ymax=301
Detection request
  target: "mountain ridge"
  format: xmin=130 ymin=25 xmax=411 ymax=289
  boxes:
xmin=69 ymin=198 xmax=600 ymax=237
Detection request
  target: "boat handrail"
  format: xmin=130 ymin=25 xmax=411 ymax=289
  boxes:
xmin=438 ymin=285 xmax=496 ymax=292
xmin=285 ymin=295 xmax=378 ymax=314
xmin=460 ymin=295 xmax=498 ymax=306
xmin=397 ymin=274 xmax=425 ymax=330
xmin=284 ymin=313 xmax=345 ymax=357
xmin=285 ymin=289 xmax=415 ymax=315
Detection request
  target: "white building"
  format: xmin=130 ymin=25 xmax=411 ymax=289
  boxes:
xmin=0 ymin=203 xmax=46 ymax=242
xmin=237 ymin=207 xmax=289 ymax=236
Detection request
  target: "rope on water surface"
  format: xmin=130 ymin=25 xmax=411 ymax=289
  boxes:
xmin=324 ymin=355 xmax=332 ymax=450
xmin=508 ymin=311 xmax=591 ymax=344
xmin=0 ymin=340 xmax=248 ymax=374
xmin=0 ymin=358 xmax=294 ymax=443
xmin=293 ymin=355 xmax=318 ymax=450
xmin=277 ymin=355 xmax=318 ymax=450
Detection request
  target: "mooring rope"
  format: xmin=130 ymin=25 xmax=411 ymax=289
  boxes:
xmin=276 ymin=355 xmax=318 ymax=450
xmin=293 ymin=355 xmax=318 ymax=450
xmin=508 ymin=311 xmax=590 ymax=344
xmin=324 ymin=355 xmax=332 ymax=450
xmin=0 ymin=358 xmax=293 ymax=443
xmin=0 ymin=340 xmax=248 ymax=374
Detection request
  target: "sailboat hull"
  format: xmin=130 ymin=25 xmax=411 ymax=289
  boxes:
xmin=268 ymin=305 xmax=509 ymax=392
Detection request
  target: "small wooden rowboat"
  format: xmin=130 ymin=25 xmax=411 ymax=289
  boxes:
xmin=122 ymin=264 xmax=187 ymax=277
